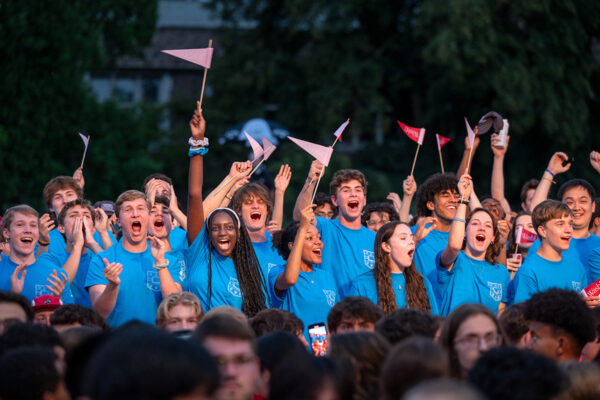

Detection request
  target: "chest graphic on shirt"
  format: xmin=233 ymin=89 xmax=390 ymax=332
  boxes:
xmin=177 ymin=260 xmax=186 ymax=281
xmin=268 ymin=263 xmax=277 ymax=274
xmin=34 ymin=285 xmax=52 ymax=298
xmin=572 ymin=281 xmax=582 ymax=292
xmin=323 ymin=289 xmax=336 ymax=307
xmin=363 ymin=250 xmax=375 ymax=269
xmin=487 ymin=282 xmax=502 ymax=302
xmin=228 ymin=277 xmax=242 ymax=297
xmin=147 ymin=271 xmax=161 ymax=292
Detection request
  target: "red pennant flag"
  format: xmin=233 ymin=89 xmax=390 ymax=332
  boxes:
xmin=161 ymin=48 xmax=214 ymax=68
xmin=333 ymin=118 xmax=349 ymax=142
xmin=436 ymin=134 xmax=451 ymax=151
xmin=515 ymin=226 xmax=537 ymax=245
xmin=397 ymin=121 xmax=425 ymax=145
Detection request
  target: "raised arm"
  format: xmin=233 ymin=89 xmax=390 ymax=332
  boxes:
xmin=187 ymin=102 xmax=207 ymax=245
xmin=530 ymin=152 xmax=571 ymax=212
xmin=203 ymin=161 xmax=251 ymax=212
xmin=293 ymin=160 xmax=324 ymax=221
xmin=491 ymin=133 xmax=512 ymax=216
xmin=399 ymin=175 xmax=417 ymax=223
xmin=275 ymin=204 xmax=314 ymax=294
xmin=457 ymin=132 xmax=480 ymax=177
xmin=168 ymin=185 xmax=188 ymax=231
xmin=590 ymin=151 xmax=600 ymax=175
xmin=272 ymin=164 xmax=292 ymax=229
xmin=440 ymin=174 xmax=472 ymax=270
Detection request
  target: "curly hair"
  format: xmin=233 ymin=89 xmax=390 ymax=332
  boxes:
xmin=250 ymin=308 xmax=304 ymax=338
xmin=271 ymin=221 xmax=300 ymax=260
xmin=375 ymin=308 xmax=438 ymax=345
xmin=361 ymin=202 xmax=399 ymax=227
xmin=206 ymin=209 xmax=268 ymax=317
xmin=414 ymin=173 xmax=458 ymax=218
xmin=464 ymin=208 xmax=503 ymax=265
xmin=498 ymin=303 xmax=529 ymax=346
xmin=327 ymin=297 xmax=384 ymax=334
xmin=524 ymin=288 xmax=595 ymax=355
xmin=329 ymin=169 xmax=367 ymax=197
xmin=374 ymin=222 xmax=431 ymax=314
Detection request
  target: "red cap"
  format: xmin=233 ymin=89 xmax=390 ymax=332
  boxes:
xmin=31 ymin=295 xmax=63 ymax=312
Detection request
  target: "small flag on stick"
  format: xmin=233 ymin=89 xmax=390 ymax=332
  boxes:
xmin=436 ymin=133 xmax=451 ymax=173
xmin=397 ymin=120 xmax=426 ymax=176
xmin=78 ymin=133 xmax=90 ymax=169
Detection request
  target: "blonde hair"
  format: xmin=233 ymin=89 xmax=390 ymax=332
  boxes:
xmin=115 ymin=190 xmax=151 ymax=218
xmin=156 ymin=292 xmax=204 ymax=328
xmin=2 ymin=205 xmax=39 ymax=231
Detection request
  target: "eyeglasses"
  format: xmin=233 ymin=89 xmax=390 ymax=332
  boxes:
xmin=366 ymin=219 xmax=389 ymax=227
xmin=214 ymin=354 xmax=256 ymax=369
xmin=454 ymin=333 xmax=501 ymax=348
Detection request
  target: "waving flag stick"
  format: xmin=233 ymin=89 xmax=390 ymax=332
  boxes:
xmin=162 ymin=39 xmax=213 ymax=107
xmin=79 ymin=133 xmax=90 ymax=169
xmin=397 ymin=121 xmax=425 ymax=176
xmin=248 ymin=137 xmax=277 ymax=178
xmin=464 ymin=117 xmax=477 ymax=175
xmin=436 ymin=134 xmax=451 ymax=173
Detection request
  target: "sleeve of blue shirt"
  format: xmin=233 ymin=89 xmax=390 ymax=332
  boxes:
xmin=423 ymin=276 xmax=440 ymax=315
xmin=165 ymin=251 xmax=186 ymax=286
xmin=85 ymin=254 xmax=109 ymax=288
xmin=184 ymin=227 xmax=209 ymax=271
xmin=267 ymin=265 xmax=285 ymax=308
xmin=588 ymin=247 xmax=600 ymax=283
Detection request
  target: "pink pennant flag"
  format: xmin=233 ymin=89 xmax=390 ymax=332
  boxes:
xmin=161 ymin=47 xmax=214 ymax=68
xmin=397 ymin=121 xmax=425 ymax=145
xmin=244 ymin=131 xmax=264 ymax=162
xmin=333 ymin=118 xmax=350 ymax=141
xmin=288 ymin=137 xmax=334 ymax=166
xmin=78 ymin=132 xmax=89 ymax=148
xmin=262 ymin=137 xmax=277 ymax=161
xmin=464 ymin=117 xmax=476 ymax=147
xmin=515 ymin=226 xmax=537 ymax=245
xmin=436 ymin=134 xmax=451 ymax=151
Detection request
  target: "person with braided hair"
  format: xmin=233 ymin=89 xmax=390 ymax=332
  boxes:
xmin=185 ymin=102 xmax=269 ymax=317
xmin=269 ymin=204 xmax=339 ymax=341
xmin=350 ymin=222 xmax=438 ymax=315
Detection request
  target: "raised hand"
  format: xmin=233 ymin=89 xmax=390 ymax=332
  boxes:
xmin=386 ymin=192 xmax=402 ymax=214
xmin=308 ymin=160 xmax=325 ymax=181
xmin=497 ymin=218 xmax=512 ymax=243
xmin=102 ymin=258 xmax=123 ymax=286
xmin=547 ymin=152 xmax=571 ymax=175
xmin=403 ymin=175 xmax=417 ymax=197
xmin=265 ymin=220 xmax=281 ymax=233
xmin=39 ymin=213 xmax=55 ymax=243
xmin=299 ymin=204 xmax=316 ymax=226
xmin=147 ymin=236 xmax=167 ymax=263
xmin=491 ymin=133 xmax=510 ymax=157
xmin=46 ymin=270 xmax=68 ymax=297
xmin=457 ymin=174 xmax=473 ymax=200
xmin=189 ymin=101 xmax=206 ymax=139
xmin=414 ymin=216 xmax=438 ymax=245
xmin=10 ymin=264 xmax=27 ymax=294
xmin=590 ymin=151 xmax=600 ymax=174
xmin=94 ymin=208 xmax=109 ymax=234
xmin=68 ymin=217 xmax=85 ymax=250
xmin=73 ymin=167 xmax=85 ymax=189
xmin=275 ymin=164 xmax=292 ymax=193
xmin=82 ymin=216 xmax=97 ymax=248
xmin=506 ymin=254 xmax=522 ymax=273
xmin=464 ymin=128 xmax=480 ymax=152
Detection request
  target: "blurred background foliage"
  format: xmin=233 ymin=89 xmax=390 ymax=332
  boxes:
xmin=2 ymin=0 xmax=600 ymax=218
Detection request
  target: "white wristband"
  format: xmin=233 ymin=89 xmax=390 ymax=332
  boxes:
xmin=189 ymin=137 xmax=209 ymax=147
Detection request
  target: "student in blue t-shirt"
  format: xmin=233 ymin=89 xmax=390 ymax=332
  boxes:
xmin=185 ymin=103 xmax=269 ymax=317
xmin=411 ymin=173 xmax=460 ymax=307
xmin=142 ymin=173 xmax=189 ymax=251
xmin=269 ymin=204 xmax=338 ymax=340
xmin=438 ymin=175 xmax=510 ymax=316
xmin=350 ymin=221 xmax=438 ymax=315
xmin=42 ymin=175 xmax=115 ymax=255
xmin=510 ymin=200 xmax=589 ymax=305
xmin=292 ymin=161 xmax=376 ymax=298
xmin=85 ymin=190 xmax=183 ymax=326
xmin=1 ymin=205 xmax=72 ymax=303
xmin=35 ymin=199 xmax=106 ymax=307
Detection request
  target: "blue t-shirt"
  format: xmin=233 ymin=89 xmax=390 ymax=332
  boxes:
xmin=35 ymin=249 xmax=93 ymax=307
xmin=184 ymin=226 xmax=268 ymax=312
xmin=85 ymin=242 xmax=183 ymax=326
xmin=411 ymin=226 xmax=449 ymax=308
xmin=48 ymin=228 xmax=116 ymax=254
xmin=436 ymin=251 xmax=510 ymax=316
xmin=528 ymin=235 xmax=600 ymax=281
xmin=349 ymin=270 xmax=439 ymax=315
xmin=508 ymin=251 xmax=588 ymax=305
xmin=315 ymin=217 xmax=376 ymax=298
xmin=252 ymin=231 xmax=285 ymax=279
xmin=268 ymin=264 xmax=339 ymax=341
xmin=0 ymin=255 xmax=74 ymax=303
xmin=169 ymin=226 xmax=188 ymax=251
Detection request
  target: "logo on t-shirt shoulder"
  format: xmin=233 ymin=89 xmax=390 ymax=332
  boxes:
xmin=268 ymin=263 xmax=277 ymax=274
xmin=228 ymin=277 xmax=242 ymax=298
xmin=487 ymin=282 xmax=502 ymax=302
xmin=323 ymin=289 xmax=336 ymax=307
xmin=363 ymin=250 xmax=375 ymax=269
xmin=178 ymin=260 xmax=186 ymax=282
xmin=147 ymin=271 xmax=161 ymax=292
xmin=572 ymin=281 xmax=582 ymax=292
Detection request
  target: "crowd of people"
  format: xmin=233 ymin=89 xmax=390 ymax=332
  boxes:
xmin=1 ymin=101 xmax=600 ymax=399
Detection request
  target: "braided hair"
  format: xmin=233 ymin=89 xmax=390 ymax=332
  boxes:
xmin=206 ymin=209 xmax=269 ymax=317
xmin=374 ymin=222 xmax=431 ymax=314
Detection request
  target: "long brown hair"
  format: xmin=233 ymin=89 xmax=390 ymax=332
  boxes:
xmin=464 ymin=208 xmax=502 ymax=264
xmin=374 ymin=222 xmax=431 ymax=314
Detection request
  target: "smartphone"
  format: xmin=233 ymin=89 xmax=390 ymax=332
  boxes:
xmin=308 ymin=322 xmax=328 ymax=356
